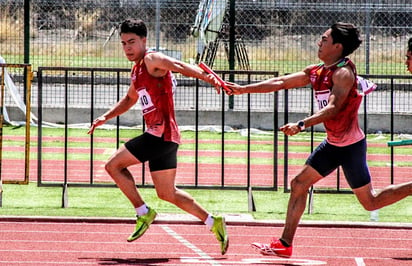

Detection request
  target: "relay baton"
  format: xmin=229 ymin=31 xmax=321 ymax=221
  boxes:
xmin=199 ymin=62 xmax=229 ymax=91
xmin=387 ymin=139 xmax=412 ymax=147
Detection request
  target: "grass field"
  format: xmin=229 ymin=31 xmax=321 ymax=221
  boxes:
xmin=3 ymin=125 xmax=412 ymax=164
xmin=1 ymin=125 xmax=411 ymax=223
xmin=1 ymin=182 xmax=411 ymax=223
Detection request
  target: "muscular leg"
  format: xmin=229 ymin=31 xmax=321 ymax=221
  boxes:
xmin=151 ymin=169 xmax=209 ymax=222
xmin=105 ymin=145 xmax=145 ymax=208
xmin=281 ymin=165 xmax=323 ymax=245
xmin=353 ymin=181 xmax=412 ymax=211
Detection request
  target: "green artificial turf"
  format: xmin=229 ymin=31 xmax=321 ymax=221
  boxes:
xmin=0 ymin=182 xmax=410 ymax=223
xmin=1 ymin=125 xmax=411 ymax=224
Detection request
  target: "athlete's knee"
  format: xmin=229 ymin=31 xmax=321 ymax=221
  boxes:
xmin=157 ymin=189 xmax=194 ymax=207
xmin=290 ymin=165 xmax=321 ymax=195
xmin=356 ymin=193 xmax=378 ymax=211
xmin=359 ymin=200 xmax=377 ymax=211
xmin=104 ymin=160 xmax=116 ymax=175
xmin=156 ymin=189 xmax=176 ymax=203
xmin=104 ymin=159 xmax=125 ymax=181
xmin=156 ymin=191 xmax=170 ymax=202
xmin=290 ymin=176 xmax=312 ymax=195
xmin=353 ymin=183 xmax=380 ymax=211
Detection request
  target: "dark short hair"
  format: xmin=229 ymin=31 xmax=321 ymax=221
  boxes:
xmin=408 ymin=37 xmax=412 ymax=53
xmin=330 ymin=22 xmax=362 ymax=57
xmin=119 ymin=19 xmax=147 ymax=37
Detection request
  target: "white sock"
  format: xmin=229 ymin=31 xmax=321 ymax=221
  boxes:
xmin=204 ymin=214 xmax=214 ymax=230
xmin=135 ymin=204 xmax=149 ymax=216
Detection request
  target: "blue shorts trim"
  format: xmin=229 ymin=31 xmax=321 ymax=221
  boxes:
xmin=306 ymin=138 xmax=371 ymax=189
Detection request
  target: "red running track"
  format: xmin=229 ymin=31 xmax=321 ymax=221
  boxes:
xmin=3 ymin=137 xmax=412 ymax=189
xmin=0 ymin=217 xmax=411 ymax=266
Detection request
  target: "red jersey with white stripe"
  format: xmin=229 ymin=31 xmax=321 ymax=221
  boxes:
xmin=131 ymin=52 xmax=181 ymax=144
xmin=309 ymin=58 xmax=365 ymax=146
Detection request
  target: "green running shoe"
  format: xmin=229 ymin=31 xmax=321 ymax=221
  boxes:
xmin=127 ymin=207 xmax=157 ymax=242
xmin=211 ymin=216 xmax=229 ymax=255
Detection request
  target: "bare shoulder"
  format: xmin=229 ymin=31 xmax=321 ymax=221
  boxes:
xmin=334 ymin=65 xmax=355 ymax=79
xmin=330 ymin=65 xmax=356 ymax=97
xmin=332 ymin=65 xmax=355 ymax=86
xmin=144 ymin=52 xmax=165 ymax=67
xmin=303 ymin=64 xmax=318 ymax=74
xmin=144 ymin=52 xmax=170 ymax=77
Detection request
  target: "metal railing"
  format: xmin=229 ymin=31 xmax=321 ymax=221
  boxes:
xmin=35 ymin=67 xmax=412 ymax=208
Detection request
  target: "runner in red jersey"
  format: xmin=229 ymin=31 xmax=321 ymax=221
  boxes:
xmin=131 ymin=53 xmax=181 ymax=144
xmin=226 ymin=22 xmax=412 ymax=258
xmin=88 ymin=19 xmax=229 ymax=255
xmin=310 ymin=58 xmax=364 ymax=146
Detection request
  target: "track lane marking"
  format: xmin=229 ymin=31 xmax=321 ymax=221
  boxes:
xmin=355 ymin=257 xmax=366 ymax=266
xmin=181 ymin=257 xmax=327 ymax=265
xmin=160 ymin=225 xmax=222 ymax=266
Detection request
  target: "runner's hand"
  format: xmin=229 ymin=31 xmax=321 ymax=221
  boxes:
xmin=280 ymin=123 xmax=300 ymax=136
xmin=88 ymin=116 xmax=106 ymax=135
xmin=204 ymin=73 xmax=224 ymax=94
xmin=225 ymin=82 xmax=243 ymax=95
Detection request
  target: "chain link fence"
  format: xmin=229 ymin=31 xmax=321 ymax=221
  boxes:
xmin=1 ymin=0 xmax=412 ymax=72
xmin=1 ymin=0 xmax=412 ymax=114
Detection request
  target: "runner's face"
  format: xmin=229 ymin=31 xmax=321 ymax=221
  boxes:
xmin=317 ymin=29 xmax=340 ymax=62
xmin=405 ymin=51 xmax=412 ymax=74
xmin=120 ymin=33 xmax=146 ymax=63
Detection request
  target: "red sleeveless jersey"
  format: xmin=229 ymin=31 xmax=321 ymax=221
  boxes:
xmin=309 ymin=58 xmax=364 ymax=146
xmin=131 ymin=52 xmax=181 ymax=144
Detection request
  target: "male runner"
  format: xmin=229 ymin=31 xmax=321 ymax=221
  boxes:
xmin=226 ymin=22 xmax=412 ymax=257
xmin=88 ymin=19 xmax=229 ymax=255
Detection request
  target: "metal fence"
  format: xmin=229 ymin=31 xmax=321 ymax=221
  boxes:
xmin=2 ymin=0 xmax=412 ymax=113
xmin=35 ymin=67 xmax=412 ymax=186
xmin=0 ymin=64 xmax=409 ymax=209
xmin=35 ymin=67 xmax=282 ymax=187
xmin=1 ymin=0 xmax=412 ymax=74
xmin=5 ymin=68 xmax=412 ymax=117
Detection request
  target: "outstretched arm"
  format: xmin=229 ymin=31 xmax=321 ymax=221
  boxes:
xmin=225 ymin=65 xmax=314 ymax=95
xmin=144 ymin=52 xmax=223 ymax=93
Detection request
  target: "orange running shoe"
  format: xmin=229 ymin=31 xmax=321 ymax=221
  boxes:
xmin=251 ymin=238 xmax=292 ymax=257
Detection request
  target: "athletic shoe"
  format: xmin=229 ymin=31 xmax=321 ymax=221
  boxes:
xmin=127 ymin=207 xmax=157 ymax=242
xmin=251 ymin=238 xmax=292 ymax=257
xmin=211 ymin=216 xmax=229 ymax=255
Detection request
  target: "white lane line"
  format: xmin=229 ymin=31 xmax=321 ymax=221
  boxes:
xmin=355 ymin=257 xmax=366 ymax=266
xmin=183 ymin=258 xmax=327 ymax=265
xmin=160 ymin=225 xmax=221 ymax=266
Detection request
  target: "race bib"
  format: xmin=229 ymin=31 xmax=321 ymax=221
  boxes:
xmin=138 ymin=88 xmax=156 ymax=115
xmin=315 ymin=90 xmax=330 ymax=110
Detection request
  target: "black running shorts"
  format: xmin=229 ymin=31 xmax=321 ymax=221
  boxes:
xmin=306 ymin=138 xmax=371 ymax=189
xmin=125 ymin=132 xmax=179 ymax=172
